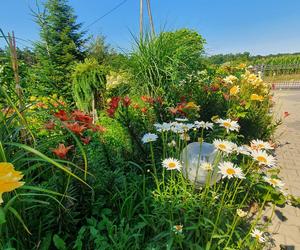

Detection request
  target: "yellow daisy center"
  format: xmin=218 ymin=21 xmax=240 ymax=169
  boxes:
xmin=218 ymin=144 xmax=227 ymax=150
xmin=270 ymin=179 xmax=278 ymax=185
xmin=226 ymin=168 xmax=236 ymax=175
xmin=258 ymin=144 xmax=264 ymax=148
xmin=257 ymin=156 xmax=267 ymax=163
xmin=168 ymin=162 xmax=176 ymax=169
xmin=223 ymin=122 xmax=231 ymax=127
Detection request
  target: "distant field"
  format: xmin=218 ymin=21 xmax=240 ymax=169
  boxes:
xmin=263 ymin=73 xmax=300 ymax=83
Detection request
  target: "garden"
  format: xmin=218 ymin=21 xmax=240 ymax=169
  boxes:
xmin=1 ymin=0 xmax=299 ymax=249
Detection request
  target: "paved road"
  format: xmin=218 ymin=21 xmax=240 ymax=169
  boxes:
xmin=268 ymin=90 xmax=300 ymax=249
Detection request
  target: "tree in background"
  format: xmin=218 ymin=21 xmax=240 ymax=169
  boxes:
xmin=31 ymin=0 xmax=86 ymax=100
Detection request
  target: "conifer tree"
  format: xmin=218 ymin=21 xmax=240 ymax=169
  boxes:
xmin=32 ymin=0 xmax=86 ymax=99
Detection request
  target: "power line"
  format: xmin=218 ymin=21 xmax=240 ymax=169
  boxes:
xmin=83 ymin=0 xmax=129 ymax=30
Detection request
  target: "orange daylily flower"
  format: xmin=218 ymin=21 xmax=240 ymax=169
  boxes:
xmin=65 ymin=122 xmax=86 ymax=135
xmin=81 ymin=136 xmax=91 ymax=145
xmin=72 ymin=110 xmax=93 ymax=125
xmin=51 ymin=144 xmax=73 ymax=159
xmin=54 ymin=110 xmax=69 ymax=121
xmin=0 ymin=162 xmax=25 ymax=204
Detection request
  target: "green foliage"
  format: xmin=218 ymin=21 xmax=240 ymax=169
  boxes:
xmin=72 ymin=58 xmax=107 ymax=112
xmin=31 ymin=0 xmax=87 ymax=99
xmin=129 ymin=29 xmax=206 ymax=100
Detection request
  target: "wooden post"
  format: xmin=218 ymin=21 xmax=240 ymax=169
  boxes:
xmin=140 ymin=0 xmax=143 ymax=38
xmin=146 ymin=0 xmax=155 ymax=36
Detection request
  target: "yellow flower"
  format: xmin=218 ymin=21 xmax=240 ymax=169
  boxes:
xmin=52 ymin=94 xmax=58 ymax=99
xmin=184 ymin=101 xmax=200 ymax=110
xmin=229 ymin=86 xmax=240 ymax=96
xmin=29 ymin=96 xmax=37 ymax=102
xmin=0 ymin=162 xmax=25 ymax=204
xmin=250 ymin=94 xmax=264 ymax=102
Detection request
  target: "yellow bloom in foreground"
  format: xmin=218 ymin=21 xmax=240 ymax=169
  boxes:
xmin=0 ymin=162 xmax=25 ymax=205
xmin=229 ymin=85 xmax=240 ymax=96
xmin=250 ymin=94 xmax=264 ymax=102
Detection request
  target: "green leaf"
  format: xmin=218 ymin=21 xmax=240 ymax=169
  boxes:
xmin=0 ymin=207 xmax=6 ymax=225
xmin=8 ymin=207 xmax=31 ymax=234
xmin=53 ymin=234 xmax=67 ymax=250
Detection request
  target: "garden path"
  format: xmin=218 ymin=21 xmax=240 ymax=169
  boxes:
xmin=267 ymin=90 xmax=300 ymax=250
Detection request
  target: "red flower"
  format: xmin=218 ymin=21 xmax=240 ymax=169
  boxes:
xmin=72 ymin=110 xmax=93 ymax=125
xmin=110 ymin=97 xmax=121 ymax=109
xmin=65 ymin=122 xmax=86 ymax=135
xmin=169 ymin=107 xmax=178 ymax=115
xmin=141 ymin=95 xmax=154 ymax=104
xmin=51 ymin=144 xmax=73 ymax=159
xmin=155 ymin=96 xmax=163 ymax=105
xmin=54 ymin=110 xmax=69 ymax=121
xmin=122 ymin=96 xmax=131 ymax=107
xmin=81 ymin=136 xmax=91 ymax=145
xmin=91 ymin=124 xmax=106 ymax=133
xmin=107 ymin=108 xmax=117 ymax=117
xmin=133 ymin=103 xmax=140 ymax=109
xmin=141 ymin=95 xmax=148 ymax=102
xmin=283 ymin=111 xmax=290 ymax=118
xmin=140 ymin=107 xmax=148 ymax=113
xmin=210 ymin=83 xmax=220 ymax=92
xmin=44 ymin=120 xmax=55 ymax=130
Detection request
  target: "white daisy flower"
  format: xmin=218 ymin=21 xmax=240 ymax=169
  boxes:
xmin=216 ymin=118 xmax=240 ymax=133
xmin=250 ymin=228 xmax=266 ymax=243
xmin=180 ymin=123 xmax=194 ymax=131
xmin=170 ymin=123 xmax=184 ymax=134
xmin=141 ymin=133 xmax=158 ymax=144
xmin=251 ymin=139 xmax=274 ymax=151
xmin=175 ymin=118 xmax=188 ymax=122
xmin=263 ymin=176 xmax=285 ymax=188
xmin=251 ymin=150 xmax=276 ymax=167
xmin=172 ymin=225 xmax=183 ymax=234
xmin=162 ymin=158 xmax=182 ymax=171
xmin=154 ymin=122 xmax=171 ymax=132
xmin=236 ymin=209 xmax=247 ymax=218
xmin=200 ymin=162 xmax=213 ymax=171
xmin=235 ymin=145 xmax=251 ymax=156
xmin=218 ymin=161 xmax=245 ymax=179
xmin=213 ymin=139 xmax=236 ymax=154
xmin=194 ymin=121 xmax=214 ymax=130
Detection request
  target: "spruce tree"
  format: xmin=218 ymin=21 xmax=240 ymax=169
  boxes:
xmin=32 ymin=0 xmax=86 ymax=99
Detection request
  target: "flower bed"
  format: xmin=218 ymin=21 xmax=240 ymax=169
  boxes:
xmin=1 ymin=52 xmax=299 ymax=249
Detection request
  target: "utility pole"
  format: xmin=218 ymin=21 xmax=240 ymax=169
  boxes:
xmin=146 ymin=0 xmax=155 ymax=36
xmin=139 ymin=0 xmax=143 ymax=38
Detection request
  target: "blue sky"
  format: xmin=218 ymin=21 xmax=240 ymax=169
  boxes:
xmin=1 ymin=0 xmax=300 ymax=55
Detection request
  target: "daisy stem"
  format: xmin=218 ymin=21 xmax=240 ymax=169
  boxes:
xmin=229 ymin=160 xmax=255 ymax=205
xmin=225 ymin=184 xmax=253 ymax=247
xmin=238 ymin=189 xmax=270 ymax=248
xmin=194 ymin=128 xmax=204 ymax=187
xmin=150 ymin=142 xmax=159 ymax=192
xmin=208 ymin=181 xmax=229 ymax=245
